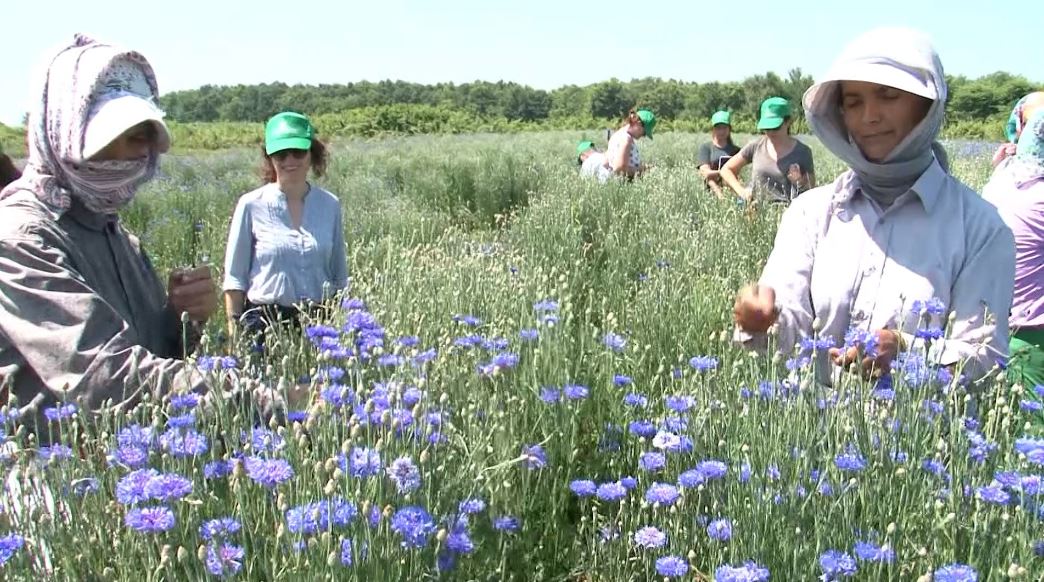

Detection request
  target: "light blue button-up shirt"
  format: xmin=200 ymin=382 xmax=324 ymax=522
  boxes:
xmin=222 ymin=183 xmax=348 ymax=307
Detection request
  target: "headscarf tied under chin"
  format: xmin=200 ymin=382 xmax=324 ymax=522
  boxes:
xmin=0 ymin=34 xmax=163 ymax=217
xmin=803 ymin=28 xmax=950 ymax=208
xmin=1005 ymin=111 xmax=1044 ymax=187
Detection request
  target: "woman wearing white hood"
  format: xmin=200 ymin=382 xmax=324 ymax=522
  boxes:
xmin=733 ymin=28 xmax=1015 ymax=386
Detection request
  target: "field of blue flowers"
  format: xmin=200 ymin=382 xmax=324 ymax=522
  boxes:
xmin=1 ymin=132 xmax=1041 ymax=581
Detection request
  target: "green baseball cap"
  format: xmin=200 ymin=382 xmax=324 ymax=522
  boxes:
xmin=264 ymin=112 xmax=314 ymax=155
xmin=711 ymin=111 xmax=732 ymax=126
xmin=636 ymin=109 xmax=656 ymax=139
xmin=576 ymin=140 xmax=595 ymax=156
xmin=757 ymin=97 xmax=791 ymax=131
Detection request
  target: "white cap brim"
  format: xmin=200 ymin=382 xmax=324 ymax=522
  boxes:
xmin=804 ymin=61 xmax=936 ymax=113
xmin=82 ymin=93 xmax=171 ymax=161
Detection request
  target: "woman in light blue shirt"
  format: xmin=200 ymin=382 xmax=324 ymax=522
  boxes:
xmin=223 ymin=112 xmax=348 ymax=340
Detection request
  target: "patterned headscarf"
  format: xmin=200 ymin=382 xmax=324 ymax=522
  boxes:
xmin=0 ymin=34 xmax=164 ymax=217
xmin=1004 ymin=92 xmax=1044 ymax=144
xmin=1005 ymin=110 xmax=1044 ymax=188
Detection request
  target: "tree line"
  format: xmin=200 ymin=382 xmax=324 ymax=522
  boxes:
xmin=160 ymin=69 xmax=1040 ymax=129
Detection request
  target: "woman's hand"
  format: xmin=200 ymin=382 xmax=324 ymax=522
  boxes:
xmin=828 ymin=329 xmax=902 ymax=379
xmin=787 ymin=163 xmax=803 ymax=184
xmin=734 ymin=284 xmax=778 ymax=333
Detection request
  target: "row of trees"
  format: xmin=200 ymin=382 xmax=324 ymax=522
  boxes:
xmin=160 ymin=70 xmax=1039 ymax=127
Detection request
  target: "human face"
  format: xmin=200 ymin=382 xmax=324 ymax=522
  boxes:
xmin=270 ymin=148 xmax=311 ymax=182
xmin=840 ymin=81 xmax=933 ymax=163
xmin=90 ymin=122 xmax=156 ymax=161
xmin=712 ymin=124 xmax=731 ymax=142
xmin=627 ymin=116 xmax=646 ymax=139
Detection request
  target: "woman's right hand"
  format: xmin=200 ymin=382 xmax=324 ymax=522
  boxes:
xmin=734 ymin=284 xmax=778 ymax=332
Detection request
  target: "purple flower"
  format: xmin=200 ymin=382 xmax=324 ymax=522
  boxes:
xmin=603 ymin=333 xmax=627 ymax=352
xmin=853 ymin=540 xmax=895 ymax=563
xmin=519 ymin=328 xmax=540 ymax=341
xmin=707 ymin=518 xmax=732 ymax=541
xmin=656 ymin=555 xmax=689 ymax=578
xmin=563 ymin=384 xmax=589 ymax=400
xmin=204 ymin=460 xmax=234 ymax=480
xmin=715 ymin=561 xmax=770 ymax=582
xmin=539 ymin=388 xmax=561 ymax=403
xmin=125 ymin=506 xmax=176 ymax=533
xmin=629 ymin=420 xmax=658 ymax=438
xmin=387 ymin=456 xmax=422 ymax=494
xmin=639 ymin=452 xmax=667 ymax=472
xmin=339 ymin=539 xmax=355 ymax=567
xmin=570 ymin=480 xmax=597 ymax=497
xmin=37 ymin=444 xmax=73 ymax=462
xmin=819 ymin=549 xmax=857 ymax=580
xmin=522 ymin=444 xmax=547 ymax=469
xmin=160 ymin=428 xmax=209 ymax=457
xmin=0 ymin=533 xmax=26 ymax=566
xmin=446 ymin=526 xmax=474 ymax=554
xmin=624 ymin=393 xmax=648 ymax=408
xmin=696 ymin=460 xmax=729 ymax=481
xmin=205 ymin=542 xmax=244 ymax=578
xmin=976 ymin=485 xmax=1010 ymax=505
xmin=144 ymin=473 xmax=193 ymax=503
xmin=665 ymin=395 xmax=695 ymax=413
xmin=117 ymin=468 xmax=160 ymax=506
xmin=595 ymin=481 xmax=628 ymax=502
xmin=452 ymin=314 xmax=483 ymax=327
xmin=614 ymin=375 xmax=633 ymax=386
xmin=390 ymin=506 xmax=436 ymax=549
xmin=633 ymin=526 xmax=667 ymax=549
xmin=458 ymin=498 xmax=486 ymax=515
xmin=645 ymin=482 xmax=680 ymax=505
xmin=200 ymin=518 xmax=242 ymax=542
xmin=933 ymin=563 xmax=978 ymax=582
xmin=493 ymin=516 xmax=520 ymax=533
xmin=342 ymin=447 xmax=382 ymax=478
xmin=533 ymin=299 xmax=559 ymax=313
xmin=243 ymin=457 xmax=294 ymax=488
xmin=43 ymin=403 xmax=77 ymax=422
xmin=166 ymin=413 xmax=196 ymax=429
xmin=689 ymin=355 xmax=719 ymax=371
xmin=834 ymin=451 xmax=867 ymax=473
xmin=170 ymin=393 xmax=201 ymax=411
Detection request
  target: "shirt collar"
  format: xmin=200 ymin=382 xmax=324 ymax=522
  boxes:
xmin=833 ymin=159 xmax=946 ymax=213
xmin=64 ymin=196 xmax=118 ymax=231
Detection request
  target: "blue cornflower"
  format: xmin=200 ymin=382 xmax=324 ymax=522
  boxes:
xmin=339 ymin=538 xmax=355 ymax=567
xmin=633 ymin=526 xmax=667 ymax=549
xmin=1015 ymin=437 xmax=1044 ymax=464
xmin=645 ymin=482 xmax=680 ymax=505
xmin=412 ymin=348 xmax=438 ymax=365
xmin=43 ymin=403 xmax=77 ymax=422
xmin=603 ymin=333 xmax=627 ymax=352
xmin=689 ymin=356 xmax=719 ymax=371
xmin=843 ymin=328 xmax=879 ymax=358
xmin=69 ymin=477 xmax=100 ymax=497
xmin=933 ymin=563 xmax=978 ymax=582
xmin=916 ymin=327 xmax=944 ymax=340
xmin=243 ymin=457 xmax=294 ymax=488
xmin=665 ymin=395 xmax=695 ymax=413
xmin=614 ymin=375 xmax=633 ymax=386
xmin=342 ymin=447 xmax=382 ymax=478
xmin=640 ymin=452 xmax=667 ymax=472
xmin=911 ymin=297 xmax=946 ymax=316
xmin=0 ymin=533 xmax=25 ymax=566
xmin=117 ymin=425 xmax=156 ymax=449
xmin=243 ymin=427 xmax=285 ymax=455
xmin=678 ymin=469 xmax=703 ymax=488
xmin=620 ymin=476 xmax=638 ymax=490
xmin=170 ymin=393 xmax=200 ymax=411
xmin=320 ymin=384 xmax=355 ymax=409
xmin=624 ymin=393 xmax=648 ymax=407
xmin=200 ymin=518 xmax=242 ymax=542
xmin=819 ymin=549 xmax=857 ymax=580
xmin=715 ymin=561 xmax=770 ymax=582
xmin=1034 ymin=540 xmax=1044 ymax=557
xmin=397 ymin=335 xmax=420 ymax=347
xmin=539 ymin=387 xmax=561 ymax=403
xmin=166 ymin=413 xmax=196 ymax=429
xmin=116 ymin=468 xmax=159 ymax=506
xmin=533 ymin=299 xmax=559 ymax=312
xmin=629 ymin=420 xmax=658 ymax=438
xmin=378 ymin=354 xmax=404 ymax=367
xmin=563 ymin=384 xmax=589 ymax=400
xmin=459 ymin=498 xmax=486 ymax=515
xmin=697 ymin=460 xmax=729 ymax=481
xmin=37 ymin=444 xmax=73 ymax=463
xmin=125 ymin=506 xmax=176 ymax=533
xmin=446 ymin=526 xmax=474 ymax=554
xmin=452 ymin=314 xmax=482 ymax=327
xmin=402 ymin=386 xmax=424 ymax=407
xmin=1021 ymin=400 xmax=1043 ymax=413
xmin=662 ymin=415 xmax=688 ymax=433
xmin=976 ymin=485 xmax=1010 ymax=505
xmin=707 ymin=518 xmax=732 ymax=541
xmin=306 ymin=324 xmax=340 ymax=340
xmin=387 ymin=456 xmax=421 ymax=494
xmin=853 ymin=540 xmax=895 ymax=563
xmin=739 ymin=463 xmax=752 ymax=484
xmin=197 ymin=355 xmax=238 ymax=372
xmin=652 ymin=431 xmax=682 ymax=451
xmin=596 ymin=481 xmax=628 ymax=502
xmin=110 ymin=445 xmax=149 ymax=468
xmin=834 ymin=451 xmax=867 ymax=473
xmin=570 ymin=480 xmax=597 ymax=497
xmin=144 ymin=473 xmax=193 ymax=503
xmin=205 ymin=542 xmax=244 ymax=578
xmin=341 ymin=297 xmax=366 ymax=311
xmin=656 ymin=555 xmax=689 ymax=578
xmin=493 ymin=516 xmax=520 ymax=533
xmin=204 ymin=460 xmax=234 ymax=480
xmin=391 ymin=506 xmax=436 ymax=549
xmin=160 ymin=428 xmax=209 ymax=457
xmin=454 ymin=334 xmax=484 ymax=348
xmin=542 ymin=314 xmax=560 ymax=326
xmin=522 ymin=444 xmax=547 ymax=469
xmin=519 ymin=328 xmax=540 ymax=341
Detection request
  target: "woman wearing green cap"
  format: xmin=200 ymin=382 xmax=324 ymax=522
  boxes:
xmin=720 ymin=97 xmax=816 ymax=204
xmin=222 ymin=111 xmax=348 ymax=342
xmin=697 ymin=111 xmax=741 ymax=198
xmin=606 ymin=108 xmax=655 ymax=179
xmin=577 ymin=140 xmax=611 ymax=183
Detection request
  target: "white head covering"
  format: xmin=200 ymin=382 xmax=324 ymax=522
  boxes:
xmin=803 ymin=27 xmax=949 ymax=207
xmin=0 ymin=34 xmax=171 ymax=217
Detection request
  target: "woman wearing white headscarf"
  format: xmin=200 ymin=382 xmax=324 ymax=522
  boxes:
xmin=0 ymin=35 xmax=218 ymax=430
xmin=733 ymin=28 xmax=1015 ymax=386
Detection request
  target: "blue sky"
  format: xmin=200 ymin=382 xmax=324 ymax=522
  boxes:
xmin=3 ymin=0 xmax=1042 ymax=125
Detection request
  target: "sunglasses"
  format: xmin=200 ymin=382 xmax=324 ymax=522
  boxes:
xmin=271 ymin=149 xmax=309 ymax=161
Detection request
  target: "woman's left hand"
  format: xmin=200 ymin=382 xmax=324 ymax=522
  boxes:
xmin=169 ymin=266 xmax=218 ymax=323
xmin=828 ymin=329 xmax=902 ymax=379
xmin=787 ymin=163 xmax=803 ymax=184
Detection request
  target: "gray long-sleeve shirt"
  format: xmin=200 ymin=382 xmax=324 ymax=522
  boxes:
xmin=0 ymin=190 xmax=204 ymax=430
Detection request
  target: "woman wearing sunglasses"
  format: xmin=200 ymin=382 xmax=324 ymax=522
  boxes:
xmin=222 ymin=111 xmax=348 ymax=343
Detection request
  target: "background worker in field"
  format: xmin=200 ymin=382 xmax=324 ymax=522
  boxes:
xmin=992 ymin=92 xmax=1044 ymax=169
xmin=697 ymin=110 xmax=741 ymax=198
xmin=577 ymin=140 xmax=611 ymax=183
xmin=606 ymin=108 xmax=655 ymax=180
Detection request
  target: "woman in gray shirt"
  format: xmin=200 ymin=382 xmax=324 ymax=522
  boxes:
xmin=222 ymin=112 xmax=349 ymax=342
xmin=720 ymin=97 xmax=816 ymax=204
